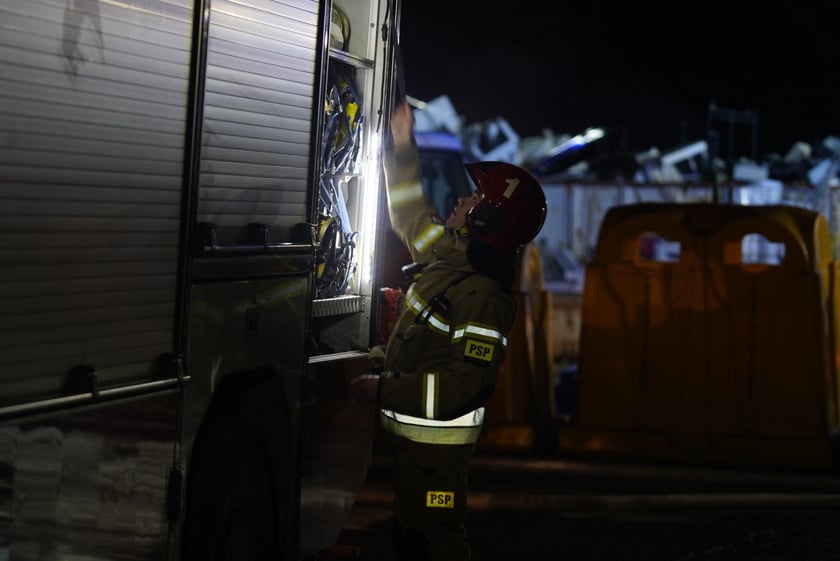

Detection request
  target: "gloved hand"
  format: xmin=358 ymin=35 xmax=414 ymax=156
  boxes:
xmin=390 ymin=101 xmax=415 ymax=149
xmin=368 ymin=344 xmax=386 ymax=374
xmin=349 ymin=373 xmax=380 ymax=404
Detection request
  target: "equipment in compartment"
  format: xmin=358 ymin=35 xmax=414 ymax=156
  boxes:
xmin=316 ymin=61 xmax=365 ymax=299
xmin=323 ymin=61 xmax=364 ymax=175
xmin=315 ymin=176 xmax=357 ymax=299
xmin=330 ymin=5 xmax=351 ymax=51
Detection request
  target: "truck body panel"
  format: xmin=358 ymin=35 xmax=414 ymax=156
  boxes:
xmin=0 ymin=0 xmax=399 ymax=558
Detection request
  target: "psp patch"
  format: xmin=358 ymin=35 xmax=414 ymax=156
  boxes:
xmin=426 ymin=490 xmax=455 ymax=508
xmin=464 ymin=338 xmax=494 ymax=364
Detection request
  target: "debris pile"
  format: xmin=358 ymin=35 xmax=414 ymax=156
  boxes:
xmin=412 ymin=95 xmax=840 ymax=191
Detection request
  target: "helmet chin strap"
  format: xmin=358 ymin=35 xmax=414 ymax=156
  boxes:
xmin=450 ymin=224 xmax=470 ymax=239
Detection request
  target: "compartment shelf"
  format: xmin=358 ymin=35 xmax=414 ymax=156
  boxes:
xmin=312 ymin=294 xmax=364 ymax=317
xmin=329 ymin=48 xmax=374 ymax=69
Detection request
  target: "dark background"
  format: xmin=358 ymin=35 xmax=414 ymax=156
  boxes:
xmin=397 ymin=1 xmax=840 ymax=158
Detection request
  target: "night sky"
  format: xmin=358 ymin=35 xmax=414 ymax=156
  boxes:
xmin=398 ymin=1 xmax=840 ymax=158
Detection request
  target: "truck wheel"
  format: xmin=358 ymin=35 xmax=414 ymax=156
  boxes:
xmin=181 ymin=371 xmax=292 ymax=561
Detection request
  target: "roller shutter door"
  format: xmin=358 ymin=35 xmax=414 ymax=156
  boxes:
xmin=0 ymin=0 xmax=194 ymax=405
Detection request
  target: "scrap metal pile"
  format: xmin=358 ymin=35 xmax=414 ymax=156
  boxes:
xmin=415 ymin=95 xmax=840 ymax=194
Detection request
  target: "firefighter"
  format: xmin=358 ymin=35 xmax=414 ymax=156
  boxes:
xmin=352 ymin=100 xmax=547 ymax=561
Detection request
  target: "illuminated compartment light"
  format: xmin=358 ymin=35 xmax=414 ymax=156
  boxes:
xmin=357 ymin=131 xmax=381 ymax=289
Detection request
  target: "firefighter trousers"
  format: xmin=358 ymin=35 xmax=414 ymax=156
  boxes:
xmin=385 ymin=431 xmax=477 ymax=561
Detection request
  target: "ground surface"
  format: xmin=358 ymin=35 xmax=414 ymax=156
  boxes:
xmin=329 ymin=447 xmax=840 ymax=561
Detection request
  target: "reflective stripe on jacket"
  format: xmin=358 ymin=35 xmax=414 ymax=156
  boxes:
xmin=380 ymin=407 xmax=485 ymax=445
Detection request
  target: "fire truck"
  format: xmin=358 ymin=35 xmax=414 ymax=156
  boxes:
xmin=0 ymin=0 xmax=403 ymax=559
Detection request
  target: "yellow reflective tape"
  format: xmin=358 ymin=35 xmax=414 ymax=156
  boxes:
xmin=389 ymin=180 xmax=425 ymax=208
xmin=406 ymin=290 xmax=450 ymax=335
xmin=380 ymin=415 xmax=482 ymax=444
xmin=379 ymin=408 xmax=485 ymax=445
xmin=452 ymin=323 xmax=508 ymax=346
xmin=426 ymin=491 xmax=455 ymax=508
xmin=413 ymin=223 xmax=445 ymax=253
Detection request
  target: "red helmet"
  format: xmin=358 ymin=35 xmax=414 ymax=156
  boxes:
xmin=463 ymin=161 xmax=547 ymax=255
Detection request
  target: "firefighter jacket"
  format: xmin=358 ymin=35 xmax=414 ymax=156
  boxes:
xmin=378 ymin=143 xmax=516 ymax=445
